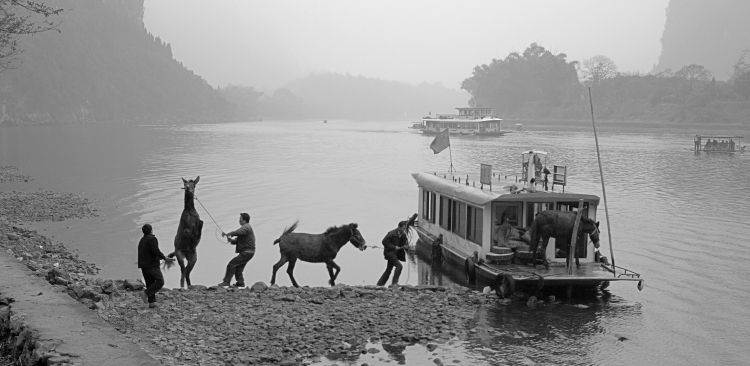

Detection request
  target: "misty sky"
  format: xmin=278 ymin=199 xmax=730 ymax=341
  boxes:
xmin=144 ymin=0 xmax=670 ymax=91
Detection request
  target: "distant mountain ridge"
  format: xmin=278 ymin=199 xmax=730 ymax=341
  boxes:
xmin=654 ymin=0 xmax=750 ymax=79
xmin=0 ymin=0 xmax=232 ymax=125
xmin=284 ymin=73 xmax=469 ymax=120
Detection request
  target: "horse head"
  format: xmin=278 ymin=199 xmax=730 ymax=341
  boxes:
xmin=347 ymin=223 xmax=367 ymax=251
xmin=181 ymin=176 xmax=200 ymax=195
xmin=580 ymin=217 xmax=600 ymax=248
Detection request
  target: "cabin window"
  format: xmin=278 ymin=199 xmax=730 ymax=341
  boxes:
xmin=422 ymin=190 xmax=431 ymax=223
xmin=430 ymin=193 xmax=437 ymax=224
xmin=556 ymin=202 xmax=590 ymax=218
xmin=452 ymin=201 xmax=466 ymax=237
xmin=440 ymin=196 xmax=451 ymax=230
xmin=525 ymin=202 xmax=554 ymax=228
xmin=467 ymin=206 xmax=483 ymax=244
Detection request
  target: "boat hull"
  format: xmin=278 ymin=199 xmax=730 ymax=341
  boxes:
xmin=415 ymin=226 xmax=641 ymax=291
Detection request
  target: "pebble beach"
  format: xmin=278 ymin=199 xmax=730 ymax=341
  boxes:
xmin=0 ymin=166 xmax=516 ymax=366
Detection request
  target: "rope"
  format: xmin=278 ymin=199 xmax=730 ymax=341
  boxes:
xmin=194 ymin=196 xmax=229 ymax=244
xmin=194 ymin=196 xmax=225 ymax=233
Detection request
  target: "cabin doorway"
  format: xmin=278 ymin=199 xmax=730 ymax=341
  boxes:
xmin=491 ymin=203 xmax=521 ymax=248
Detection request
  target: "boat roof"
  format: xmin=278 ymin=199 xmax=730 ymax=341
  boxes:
xmin=696 ymin=136 xmax=743 ymax=139
xmin=455 ymin=107 xmax=493 ymax=111
xmin=412 ymin=172 xmax=600 ymax=206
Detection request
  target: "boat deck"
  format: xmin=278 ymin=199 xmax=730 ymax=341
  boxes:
xmin=475 ymin=261 xmax=640 ymax=287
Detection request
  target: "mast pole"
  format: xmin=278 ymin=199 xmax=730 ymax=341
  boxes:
xmin=448 ymin=145 xmax=456 ymax=173
xmin=588 ymin=87 xmax=616 ymax=276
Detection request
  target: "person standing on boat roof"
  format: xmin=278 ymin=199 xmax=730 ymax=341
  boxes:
xmin=694 ymin=135 xmax=701 ymax=151
xmin=219 ymin=213 xmax=255 ymax=287
xmin=376 ymin=220 xmax=408 ymax=286
xmin=729 ymin=139 xmax=735 ymax=151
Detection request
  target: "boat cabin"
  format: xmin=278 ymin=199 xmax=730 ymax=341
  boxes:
xmin=412 ymin=150 xmax=643 ymax=294
xmin=413 ymin=156 xmax=600 ymax=267
xmin=421 ymin=107 xmax=505 ymax=135
xmin=694 ymin=135 xmax=744 ymax=152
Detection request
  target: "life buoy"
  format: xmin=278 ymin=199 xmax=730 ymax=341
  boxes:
xmin=464 ymin=257 xmax=476 ymax=284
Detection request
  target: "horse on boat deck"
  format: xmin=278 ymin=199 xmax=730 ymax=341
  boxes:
xmin=168 ymin=177 xmax=204 ymax=287
xmin=271 ymin=221 xmax=366 ymax=287
xmin=528 ymin=210 xmax=600 ymax=270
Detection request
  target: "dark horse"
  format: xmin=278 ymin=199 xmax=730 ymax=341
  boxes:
xmin=168 ymin=177 xmax=204 ymax=287
xmin=528 ymin=210 xmax=600 ymax=270
xmin=271 ymin=221 xmax=366 ymax=287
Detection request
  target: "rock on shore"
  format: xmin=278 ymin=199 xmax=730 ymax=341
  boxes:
xmin=0 ymin=166 xmax=33 ymax=183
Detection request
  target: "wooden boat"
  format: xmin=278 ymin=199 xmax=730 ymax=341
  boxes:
xmin=694 ymin=135 xmax=744 ymax=153
xmin=412 ymin=150 xmax=643 ymax=298
xmin=421 ymin=107 xmax=507 ymax=136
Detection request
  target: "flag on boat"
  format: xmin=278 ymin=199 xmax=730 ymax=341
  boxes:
xmin=430 ymin=128 xmax=450 ymax=154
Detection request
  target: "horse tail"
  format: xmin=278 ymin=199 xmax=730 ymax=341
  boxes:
xmin=274 ymin=220 xmax=299 ymax=245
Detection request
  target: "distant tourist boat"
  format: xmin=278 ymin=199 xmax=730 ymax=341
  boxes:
xmin=410 ymin=122 xmax=426 ymax=130
xmin=421 ymin=107 xmax=506 ymax=136
xmin=693 ymin=135 xmax=744 ymax=153
xmin=323 ymin=120 xmax=328 ymax=123
xmin=412 ymin=150 xmax=643 ymax=298
xmin=514 ymin=123 xmax=526 ymax=131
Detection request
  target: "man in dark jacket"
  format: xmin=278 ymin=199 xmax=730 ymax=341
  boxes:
xmin=138 ymin=224 xmax=173 ymax=308
xmin=219 ymin=212 xmax=255 ymax=287
xmin=376 ymin=221 xmax=408 ymax=286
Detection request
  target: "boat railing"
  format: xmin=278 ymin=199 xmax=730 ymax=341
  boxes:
xmin=600 ymin=263 xmax=641 ymax=278
xmin=434 ymin=114 xmax=499 ymax=120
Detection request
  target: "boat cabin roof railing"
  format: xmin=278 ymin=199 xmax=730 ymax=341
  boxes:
xmin=522 ymin=150 xmax=547 ymax=156
xmin=696 ymin=136 xmax=743 ymax=139
xmin=412 ymin=172 xmax=600 ymax=206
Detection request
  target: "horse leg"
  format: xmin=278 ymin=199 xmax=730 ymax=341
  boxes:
xmin=540 ymin=237 xmax=550 ymax=269
xmin=271 ymin=254 xmax=288 ymax=285
xmin=326 ymin=260 xmax=341 ymax=286
xmin=286 ymin=258 xmax=299 ymax=288
xmin=185 ymin=251 xmax=197 ymax=287
xmin=174 ymin=251 xmax=187 ymax=288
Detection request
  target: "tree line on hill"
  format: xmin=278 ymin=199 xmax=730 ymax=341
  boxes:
xmin=2 ymin=1 xmax=747 ymax=125
xmin=0 ymin=0 xmax=466 ymax=124
xmin=460 ymin=43 xmax=750 ymax=124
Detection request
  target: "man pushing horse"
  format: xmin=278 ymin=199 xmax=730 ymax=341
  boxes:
xmin=219 ymin=212 xmax=255 ymax=287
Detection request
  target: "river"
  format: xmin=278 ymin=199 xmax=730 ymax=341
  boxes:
xmin=1 ymin=121 xmax=748 ymax=365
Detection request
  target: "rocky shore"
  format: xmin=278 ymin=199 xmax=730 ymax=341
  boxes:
xmin=0 ymin=167 xmax=33 ymax=184
xmin=0 ymin=168 xmax=514 ymax=365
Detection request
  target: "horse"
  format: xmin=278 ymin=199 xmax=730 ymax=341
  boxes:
xmin=271 ymin=221 xmax=366 ymax=287
xmin=527 ymin=210 xmax=600 ymax=270
xmin=168 ymin=177 xmax=204 ymax=287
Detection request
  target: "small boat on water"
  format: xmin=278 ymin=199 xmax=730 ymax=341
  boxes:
xmin=693 ymin=135 xmax=744 ymax=153
xmin=323 ymin=120 xmax=328 ymax=123
xmin=514 ymin=123 xmax=526 ymax=131
xmin=410 ymin=122 xmax=426 ymax=130
xmin=421 ymin=107 xmax=506 ymax=136
xmin=411 ymin=150 xmax=643 ymax=298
